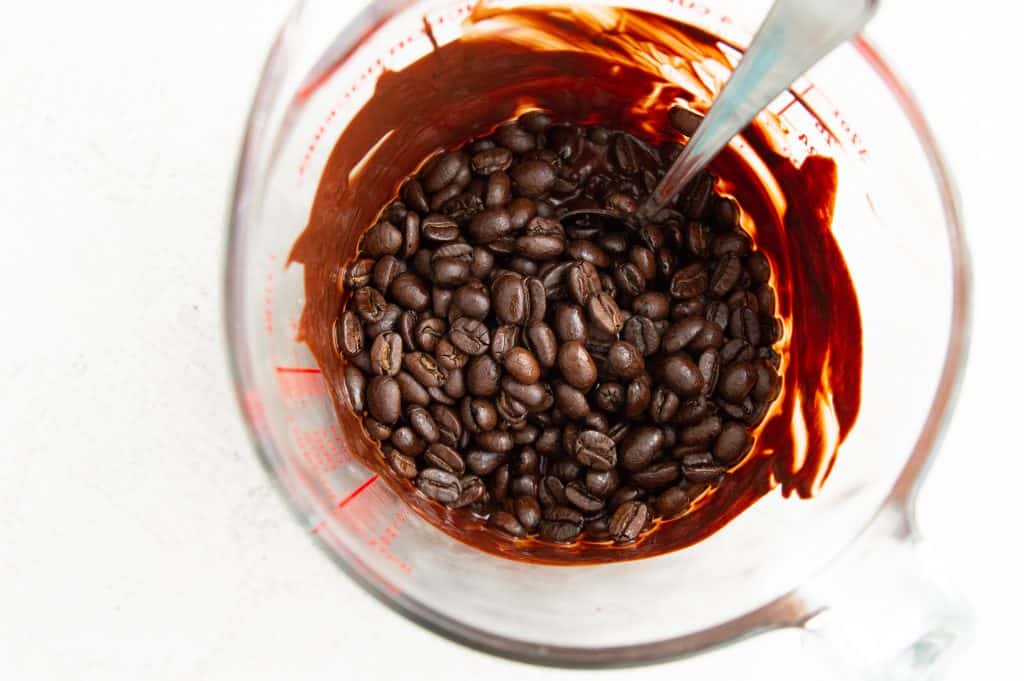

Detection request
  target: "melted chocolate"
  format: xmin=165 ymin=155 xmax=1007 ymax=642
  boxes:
xmin=290 ymin=6 xmax=862 ymax=564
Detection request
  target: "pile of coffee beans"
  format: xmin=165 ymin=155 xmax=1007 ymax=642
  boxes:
xmin=336 ymin=109 xmax=782 ymax=546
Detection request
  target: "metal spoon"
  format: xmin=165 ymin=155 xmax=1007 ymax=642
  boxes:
xmin=561 ymin=0 xmax=878 ymax=228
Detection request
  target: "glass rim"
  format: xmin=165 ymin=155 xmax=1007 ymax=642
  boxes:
xmin=222 ymin=1 xmax=972 ymax=667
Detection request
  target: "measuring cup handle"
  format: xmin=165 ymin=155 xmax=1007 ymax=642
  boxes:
xmin=794 ymin=505 xmax=972 ymax=680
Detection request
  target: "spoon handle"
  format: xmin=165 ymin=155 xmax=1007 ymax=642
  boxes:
xmin=639 ymin=0 xmax=878 ymax=219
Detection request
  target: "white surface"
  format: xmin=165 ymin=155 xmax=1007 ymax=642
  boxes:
xmin=0 ymin=1 xmax=1019 ymax=679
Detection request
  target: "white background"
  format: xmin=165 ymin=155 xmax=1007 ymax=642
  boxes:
xmin=1 ymin=1 xmax=1020 ymax=679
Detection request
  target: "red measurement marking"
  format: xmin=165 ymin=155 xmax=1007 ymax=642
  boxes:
xmin=311 ymin=475 xmax=379 ymax=535
xmin=275 ymin=366 xmax=321 ymax=374
xmin=777 ymin=84 xmax=815 ymax=117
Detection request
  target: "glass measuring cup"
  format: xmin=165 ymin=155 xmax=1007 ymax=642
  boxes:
xmin=225 ymin=0 xmax=971 ymax=675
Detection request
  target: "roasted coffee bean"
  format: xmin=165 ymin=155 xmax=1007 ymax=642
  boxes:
xmin=632 ymin=292 xmax=669 ymax=320
xmin=468 ymin=207 xmax=512 ymax=244
xmin=336 ymin=310 xmax=364 ymax=358
xmin=369 ymin=332 xmax=403 ymax=376
xmin=364 ymin=416 xmax=392 ymax=441
xmin=461 ymin=397 xmax=498 ymax=433
xmin=554 ymin=381 xmax=590 ymax=420
xmin=503 ymin=346 xmax=541 ymax=384
xmin=398 ymin=310 xmax=419 ymax=350
xmin=510 ymin=474 xmax=539 ymax=498
xmin=361 ymin=221 xmax=403 ymax=257
xmin=448 ymin=317 xmax=490 ymax=356
xmin=423 ymin=443 xmax=465 ymax=475
xmin=751 ymin=362 xmax=781 ymax=402
xmin=609 ymin=485 xmax=641 ymax=509
xmin=588 ymin=292 xmax=624 ymax=335
xmin=472 ymin=147 xmax=513 ymax=175
xmin=451 ymin=475 xmax=487 ymax=508
xmin=524 ymin=276 xmax=547 ymax=324
xmin=558 ymin=341 xmax=598 ymax=391
xmin=721 ymin=338 xmax=755 ymax=364
xmin=718 ymin=361 xmax=758 ymax=402
xmin=585 ymin=468 xmax=620 ymax=498
xmin=553 ymin=303 xmax=588 ymax=343
xmin=388 ymin=450 xmax=418 ymax=479
xmin=492 ymin=464 xmax=511 ymax=502
xmin=435 ymin=338 xmax=467 ymax=371
xmin=366 ymin=375 xmax=401 ymax=424
xmin=476 ymin=428 xmax=515 ymax=453
xmin=538 ymin=475 xmax=567 ymax=507
xmin=649 ymin=385 xmax=681 ymax=424
xmin=730 ymin=307 xmax=762 ymax=345
xmin=609 ymin=500 xmax=648 ymax=543
xmin=680 ymin=452 xmax=725 ymax=483
xmin=670 ymin=263 xmax=708 ymax=299
xmin=567 ymin=240 xmax=611 ymax=268
xmin=613 ymin=262 xmax=645 ymax=297
xmin=620 ymin=425 xmax=664 ymax=471
xmin=344 ymin=258 xmax=375 ymax=292
xmin=344 ymin=366 xmax=367 ymax=412
xmin=567 ymin=261 xmax=603 ymax=305
xmin=470 ymin=246 xmax=495 ymax=279
xmin=680 ymin=416 xmax=723 ymax=446
xmin=414 ymin=317 xmax=446 ymax=352
xmin=713 ymin=421 xmax=754 ymax=464
xmin=372 ymin=255 xmax=402 ymax=292
xmin=491 ymin=272 xmax=527 ymax=324
xmin=416 ymin=467 xmax=462 ymax=504
xmin=400 ymin=178 xmax=429 ymax=214
xmin=633 ymin=461 xmax=680 ymax=489
xmin=404 ymin=351 xmax=447 ymax=387
xmin=466 ymin=450 xmax=506 ymax=476
xmin=624 ymin=375 xmax=653 ymax=419
xmin=353 ymin=286 xmax=387 ymax=323
xmin=488 ymin=511 xmax=525 ymax=537
xmin=698 ymin=349 xmax=721 ymax=396
xmin=654 ymin=486 xmax=690 ymax=517
xmin=450 ymin=282 xmax=490 ymax=320
xmin=510 ymin=160 xmax=557 ymax=197
xmin=595 ymin=381 xmax=625 ymax=413
xmin=421 ymin=213 xmax=461 ymax=242
xmin=622 ymin=315 xmax=661 ymax=356
xmin=705 ymin=300 xmax=730 ymax=329
xmin=514 ymin=496 xmax=542 ymax=531
xmin=709 ymin=254 xmax=742 ymax=296
xmin=540 ymin=505 xmax=584 ymax=543
xmin=574 ymin=430 xmax=618 ymax=471
xmin=363 ymin=303 xmax=401 ymax=338
xmin=565 ymin=481 xmax=605 ymax=512
xmin=524 ymin=322 xmax=558 ymax=369
xmin=349 ymin=351 xmax=372 ymax=373
xmin=404 ymin=404 xmax=438 ymax=443
xmin=488 ymin=324 xmax=519 ymax=364
xmin=607 ymin=341 xmax=645 ymax=379
xmin=659 ymin=354 xmax=704 ymax=398
xmin=679 ymin=171 xmax=715 ymax=219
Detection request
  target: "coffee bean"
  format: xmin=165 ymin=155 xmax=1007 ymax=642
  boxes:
xmin=540 ymin=505 xmax=584 ymax=543
xmin=659 ymin=354 xmax=704 ymax=398
xmin=451 ymin=281 xmax=490 ymax=320
xmin=607 ymin=340 xmax=645 ymax=379
xmin=468 ymin=208 xmax=512 ymax=244
xmin=423 ymin=443 xmax=465 ymax=475
xmin=510 ymin=160 xmax=556 ymax=197
xmin=680 ymin=416 xmax=723 ymax=446
xmin=335 ymin=310 xmax=364 ymax=358
xmin=570 ymin=431 xmax=615 ymax=472
xmin=421 ymin=213 xmax=460 ymax=242
xmin=538 ymin=475 xmax=567 ymax=507
xmin=620 ymin=425 xmax=664 ymax=471
xmin=388 ymin=450 xmax=418 ymax=479
xmin=553 ymin=381 xmax=590 ymax=420
xmin=613 ymin=262 xmax=645 ymax=297
xmin=679 ymin=171 xmax=715 ymax=219
xmin=718 ymin=361 xmax=757 ymax=402
xmin=654 ymin=486 xmax=690 ymax=517
xmin=713 ymin=231 xmax=752 ymax=258
xmin=622 ymin=315 xmax=661 ymax=357
xmin=670 ymin=263 xmax=708 ymax=299
xmin=361 ymin=221 xmax=403 ymax=257
xmin=609 ymin=485 xmax=641 ymax=509
xmin=558 ymin=341 xmax=597 ymax=391
xmin=450 ymin=475 xmax=487 ymax=508
xmin=514 ymin=496 xmax=542 ymax=531
xmin=366 ymin=375 xmax=401 ymax=424
xmin=466 ymin=450 xmax=506 ymax=476
xmin=344 ymin=258 xmax=375 ymax=292
xmin=610 ymin=500 xmax=648 ymax=543
xmin=632 ymin=292 xmax=669 ymax=320
xmin=344 ymin=366 xmax=366 ymax=411
xmin=567 ymin=261 xmax=602 ymax=305
xmin=649 ymin=385 xmax=681 ymax=424
xmin=751 ymin=362 xmax=781 ymax=402
xmin=448 ymin=317 xmax=490 ymax=356
xmin=594 ymin=381 xmax=624 ymax=413
xmin=369 ymin=332 xmax=403 ymax=376
xmin=633 ymin=461 xmax=680 ymax=489
xmin=414 ymin=317 xmax=446 ymax=352
xmin=434 ymin=338 xmax=467 ymax=371
xmin=403 ymin=351 xmax=447 ymax=388
xmin=495 ymin=347 xmax=536 ymax=385
xmin=585 ymin=468 xmax=620 ymax=498
xmin=680 ymin=452 xmax=725 ymax=483
xmin=566 ymin=240 xmax=611 ymax=268
xmin=522 ymin=322 xmax=557 ymax=369
xmin=553 ymin=304 xmax=588 ymax=343
xmin=587 ymin=292 xmax=624 ymax=335
xmin=713 ymin=421 xmax=753 ymax=464
xmin=472 ymin=147 xmax=513 ymax=175
xmin=565 ymin=481 xmax=605 ymax=512
xmin=623 ymin=375 xmax=653 ymax=418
